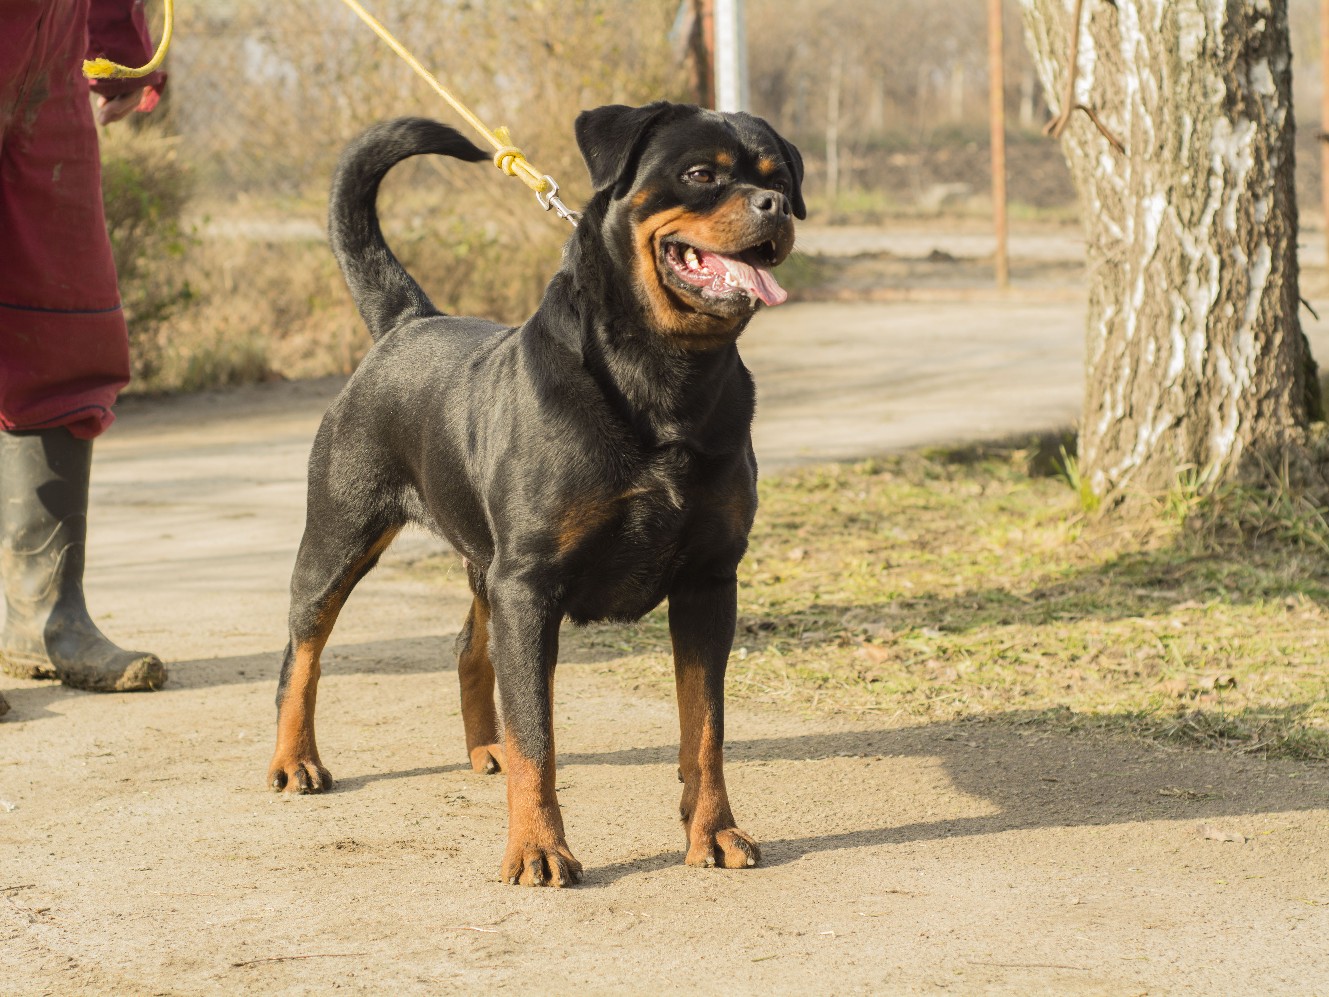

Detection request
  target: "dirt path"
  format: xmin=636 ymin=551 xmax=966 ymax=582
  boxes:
xmin=4 ymin=301 xmax=1329 ymax=994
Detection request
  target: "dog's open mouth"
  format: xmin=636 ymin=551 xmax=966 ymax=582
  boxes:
xmin=661 ymin=240 xmax=788 ymax=308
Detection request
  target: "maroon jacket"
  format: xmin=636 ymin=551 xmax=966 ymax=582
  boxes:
xmin=0 ymin=0 xmax=164 ymax=439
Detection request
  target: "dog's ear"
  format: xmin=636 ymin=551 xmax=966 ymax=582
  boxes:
xmin=770 ymin=130 xmax=807 ymax=220
xmin=575 ymin=101 xmax=675 ymax=196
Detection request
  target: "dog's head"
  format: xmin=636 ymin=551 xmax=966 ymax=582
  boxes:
xmin=575 ymin=101 xmax=804 ymax=348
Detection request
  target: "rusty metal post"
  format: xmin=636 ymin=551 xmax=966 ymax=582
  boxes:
xmin=989 ymin=0 xmax=1011 ymax=288
xmin=699 ymin=0 xmax=716 ymax=110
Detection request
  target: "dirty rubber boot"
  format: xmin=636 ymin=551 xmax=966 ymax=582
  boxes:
xmin=0 ymin=429 xmax=166 ymax=692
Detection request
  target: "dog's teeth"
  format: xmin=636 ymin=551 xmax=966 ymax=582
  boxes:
xmin=684 ymin=247 xmax=700 ymax=270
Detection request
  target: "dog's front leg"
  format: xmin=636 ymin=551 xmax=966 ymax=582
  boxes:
xmin=488 ymin=577 xmax=582 ymax=887
xmin=669 ymin=578 xmax=761 ymax=869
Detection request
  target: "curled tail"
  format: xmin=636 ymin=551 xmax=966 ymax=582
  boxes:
xmin=329 ymin=118 xmax=488 ymax=340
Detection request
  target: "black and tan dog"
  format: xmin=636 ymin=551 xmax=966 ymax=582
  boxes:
xmin=267 ymin=101 xmax=804 ymax=887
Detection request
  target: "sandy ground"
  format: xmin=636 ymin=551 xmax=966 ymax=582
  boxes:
xmin=4 ymin=297 xmax=1329 ymax=994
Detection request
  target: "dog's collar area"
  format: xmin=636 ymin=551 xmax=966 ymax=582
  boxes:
xmin=661 ymin=240 xmax=787 ymax=307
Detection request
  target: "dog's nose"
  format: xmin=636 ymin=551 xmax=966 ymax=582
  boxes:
xmin=751 ymin=190 xmax=791 ymax=219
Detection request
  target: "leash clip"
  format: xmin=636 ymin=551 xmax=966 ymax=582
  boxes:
xmin=535 ymin=176 xmax=581 ymax=227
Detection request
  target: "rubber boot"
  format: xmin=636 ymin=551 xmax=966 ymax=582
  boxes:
xmin=0 ymin=429 xmax=165 ymax=692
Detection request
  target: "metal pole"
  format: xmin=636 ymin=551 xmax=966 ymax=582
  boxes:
xmin=989 ymin=0 xmax=1011 ymax=289
xmin=713 ymin=0 xmax=748 ymax=112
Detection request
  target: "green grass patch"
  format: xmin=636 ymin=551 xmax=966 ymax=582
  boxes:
xmin=555 ymin=453 xmax=1329 ymax=762
xmin=404 ymin=451 xmax=1329 ymax=761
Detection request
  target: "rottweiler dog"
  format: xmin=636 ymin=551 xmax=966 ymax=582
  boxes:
xmin=266 ymin=101 xmax=804 ymax=887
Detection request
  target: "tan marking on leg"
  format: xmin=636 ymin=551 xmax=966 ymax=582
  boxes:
xmin=268 ymin=636 xmax=332 ymax=792
xmin=267 ymin=526 xmax=400 ymax=793
xmin=675 ymin=654 xmax=725 ymax=824
xmin=458 ymin=595 xmax=504 ymax=773
xmin=500 ymin=731 xmax=582 ymax=887
xmin=675 ymin=652 xmax=760 ymax=869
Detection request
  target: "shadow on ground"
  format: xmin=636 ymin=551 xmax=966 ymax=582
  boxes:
xmin=578 ymin=713 xmax=1329 ymax=884
xmin=6 ymin=634 xmax=1325 ymax=889
xmin=0 ymin=634 xmax=452 ymax=720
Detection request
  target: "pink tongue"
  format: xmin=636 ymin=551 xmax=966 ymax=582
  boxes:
xmin=700 ymin=250 xmax=788 ymax=307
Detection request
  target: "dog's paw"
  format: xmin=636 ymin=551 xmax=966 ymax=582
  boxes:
xmin=499 ymin=840 xmax=583 ymax=887
xmin=685 ymin=825 xmax=761 ymax=869
xmin=267 ymin=755 xmax=333 ymax=794
xmin=469 ymin=743 xmax=506 ymax=775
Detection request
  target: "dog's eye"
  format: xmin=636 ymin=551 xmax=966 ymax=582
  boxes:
xmin=685 ymin=168 xmax=716 ymax=184
xmin=770 ymin=181 xmax=787 ymax=194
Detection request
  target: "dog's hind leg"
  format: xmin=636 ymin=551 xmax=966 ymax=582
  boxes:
xmin=669 ymin=577 xmax=761 ymax=869
xmin=267 ymin=516 xmax=401 ymax=794
xmin=457 ymin=562 xmax=505 ymax=774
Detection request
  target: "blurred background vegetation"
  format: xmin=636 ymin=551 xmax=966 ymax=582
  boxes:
xmin=103 ymin=0 xmax=1329 ymax=392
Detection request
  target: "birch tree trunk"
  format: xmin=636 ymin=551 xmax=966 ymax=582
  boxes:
xmin=1019 ymin=0 xmax=1320 ymax=504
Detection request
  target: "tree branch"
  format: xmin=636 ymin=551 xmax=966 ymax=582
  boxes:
xmin=1043 ymin=0 xmax=1126 ymax=154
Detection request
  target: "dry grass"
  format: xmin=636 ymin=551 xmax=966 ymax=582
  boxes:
xmin=107 ymin=0 xmax=684 ymax=395
xmin=113 ymin=178 xmax=568 ymax=394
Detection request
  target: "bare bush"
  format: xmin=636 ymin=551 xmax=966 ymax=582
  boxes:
xmin=99 ymin=126 xmax=198 ymax=386
xmin=114 ymin=0 xmax=683 ymax=391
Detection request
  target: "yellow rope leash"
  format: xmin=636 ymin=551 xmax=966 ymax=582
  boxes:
xmin=82 ymin=0 xmax=579 ymax=224
xmin=338 ymin=0 xmax=546 ymax=190
xmin=82 ymin=0 xmax=173 ymax=79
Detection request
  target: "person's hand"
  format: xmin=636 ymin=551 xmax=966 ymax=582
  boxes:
xmin=95 ymin=89 xmax=143 ymax=126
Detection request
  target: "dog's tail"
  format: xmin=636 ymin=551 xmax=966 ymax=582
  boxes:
xmin=329 ymin=117 xmax=489 ymax=341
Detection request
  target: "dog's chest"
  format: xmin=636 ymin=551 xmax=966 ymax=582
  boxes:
xmin=558 ymin=464 xmax=725 ymax=624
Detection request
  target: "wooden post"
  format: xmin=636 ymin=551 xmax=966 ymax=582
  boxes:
xmin=989 ymin=0 xmax=1011 ymax=288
